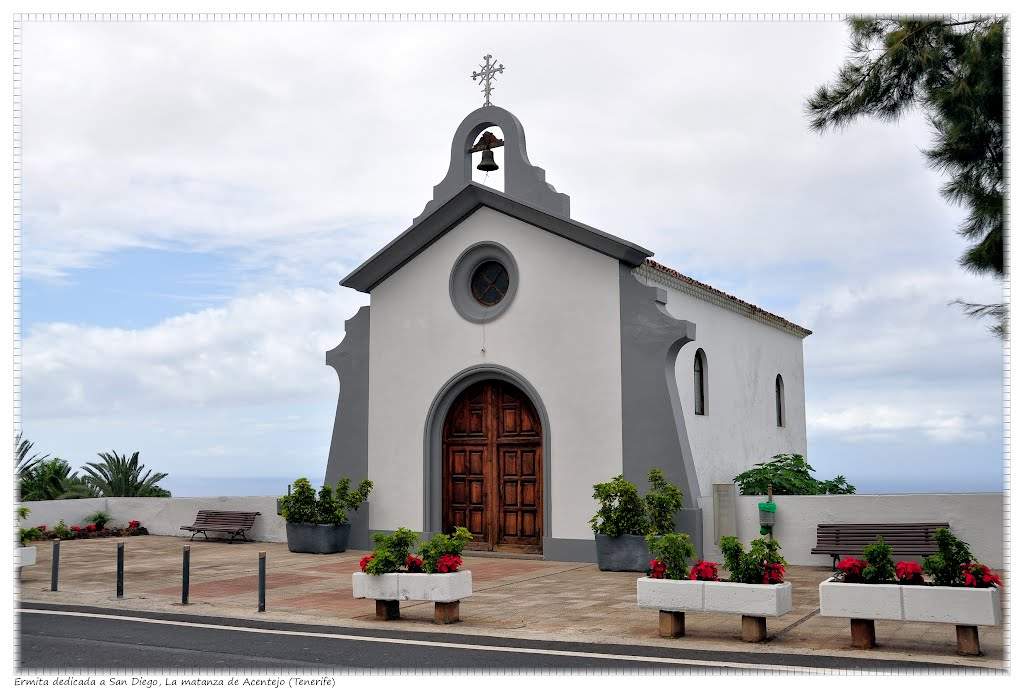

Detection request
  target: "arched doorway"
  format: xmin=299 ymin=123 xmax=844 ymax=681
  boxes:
xmin=442 ymin=380 xmax=543 ymax=553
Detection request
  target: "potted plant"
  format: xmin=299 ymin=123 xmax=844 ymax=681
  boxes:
xmin=590 ymin=469 xmax=683 ymax=572
xmin=819 ymin=529 xmax=1001 ymax=655
xmin=16 ymin=506 xmax=42 ymax=574
xmin=352 ymin=526 xmax=473 ymax=623
xmin=636 ymin=533 xmax=791 ymax=641
xmin=280 ymin=476 xmax=372 ymax=554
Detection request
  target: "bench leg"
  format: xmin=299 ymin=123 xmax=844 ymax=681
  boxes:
xmin=375 ymin=599 xmax=400 ymax=621
xmin=658 ymin=610 xmax=685 ymax=638
xmin=956 ymin=625 xmax=982 ymax=656
xmin=434 ymin=601 xmax=460 ymax=624
xmin=741 ymin=615 xmax=767 ymax=642
xmin=851 ymin=619 xmax=876 ymax=649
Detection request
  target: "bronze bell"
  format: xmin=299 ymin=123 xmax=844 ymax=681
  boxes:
xmin=477 ymin=149 xmax=499 ymax=172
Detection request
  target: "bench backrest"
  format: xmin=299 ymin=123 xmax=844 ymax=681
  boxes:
xmin=191 ymin=510 xmax=261 ymax=529
xmin=813 ymin=522 xmax=950 ymax=556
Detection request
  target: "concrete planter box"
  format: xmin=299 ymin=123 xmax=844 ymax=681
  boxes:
xmin=819 ymin=578 xmax=1000 ymax=626
xmin=397 ymin=571 xmax=473 ymax=603
xmin=353 ymin=570 xmax=473 ymax=625
xmin=16 ymin=546 xmax=37 ymax=568
xmin=595 ymin=534 xmax=651 ymax=572
xmin=820 ymin=580 xmax=903 ymax=620
xmin=285 ymin=522 xmax=351 ymax=554
xmin=637 ymin=578 xmax=792 ymax=616
xmin=351 ymin=572 xmax=399 ymax=600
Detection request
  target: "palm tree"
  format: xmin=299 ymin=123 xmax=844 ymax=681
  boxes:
xmin=15 ymin=432 xmax=48 ymax=478
xmin=82 ymin=451 xmax=171 ymax=497
xmin=19 ymin=457 xmax=98 ymax=500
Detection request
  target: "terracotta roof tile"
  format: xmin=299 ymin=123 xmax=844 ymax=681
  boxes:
xmin=643 ymin=259 xmax=812 ymax=337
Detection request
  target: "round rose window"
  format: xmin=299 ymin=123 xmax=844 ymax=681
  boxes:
xmin=470 ymin=260 xmax=510 ymax=306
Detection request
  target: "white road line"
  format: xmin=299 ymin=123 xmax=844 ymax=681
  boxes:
xmin=20 ymin=608 xmax=824 ymax=673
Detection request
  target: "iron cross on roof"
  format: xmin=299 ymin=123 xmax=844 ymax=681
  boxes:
xmin=471 ymin=54 xmax=505 ymax=107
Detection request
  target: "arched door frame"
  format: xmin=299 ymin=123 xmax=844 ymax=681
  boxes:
xmin=423 ymin=364 xmax=551 ymax=538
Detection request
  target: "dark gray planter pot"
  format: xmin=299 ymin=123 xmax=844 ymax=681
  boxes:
xmin=286 ymin=522 xmax=352 ymax=554
xmin=595 ymin=534 xmax=652 ymax=572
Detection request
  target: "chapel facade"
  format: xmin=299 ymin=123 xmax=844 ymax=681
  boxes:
xmin=324 ymin=104 xmax=810 ymax=561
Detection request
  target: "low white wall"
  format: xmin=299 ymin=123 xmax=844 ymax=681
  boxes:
xmin=21 ymin=496 xmax=287 ymax=543
xmin=705 ymin=493 xmax=1003 ymax=569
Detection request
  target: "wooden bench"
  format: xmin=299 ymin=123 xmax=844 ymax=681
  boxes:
xmin=180 ymin=510 xmax=260 ymax=542
xmin=811 ymin=522 xmax=950 ymax=567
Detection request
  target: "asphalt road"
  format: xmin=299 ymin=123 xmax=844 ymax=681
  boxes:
xmin=16 ymin=603 xmax=972 ymax=673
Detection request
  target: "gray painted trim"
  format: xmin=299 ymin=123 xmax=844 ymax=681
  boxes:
xmin=618 ymin=265 xmax=704 ymax=557
xmin=542 ymin=537 xmax=597 ymax=563
xmin=323 ymin=306 xmax=371 ymax=550
xmin=448 ymin=241 xmax=519 ymax=323
xmin=417 ymin=105 xmax=570 ymax=222
xmin=341 ymin=183 xmax=653 ymax=292
xmin=422 ymin=364 xmax=552 ymax=540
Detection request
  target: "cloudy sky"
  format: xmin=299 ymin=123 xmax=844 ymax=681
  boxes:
xmin=20 ymin=18 xmax=1003 ymax=496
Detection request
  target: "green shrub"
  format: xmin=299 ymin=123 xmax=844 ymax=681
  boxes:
xmin=280 ymin=476 xmax=373 ymax=525
xmin=589 ymin=475 xmax=648 ymax=537
xmin=923 ymin=528 xmax=974 ymax=586
xmin=589 ymin=470 xmax=686 ymax=537
xmin=720 ymin=536 xmax=787 ymax=584
xmin=645 ymin=532 xmax=696 ymax=580
xmin=364 ymin=528 xmax=420 ymax=575
xmin=419 ymin=527 xmax=473 ymax=573
xmin=52 ymin=520 xmax=71 ymax=539
xmin=19 ymin=526 xmax=43 ymax=547
xmin=644 ymin=469 xmax=684 ymax=536
xmin=862 ymin=538 xmax=896 ymax=584
xmin=733 ymin=454 xmax=856 ymax=495
xmin=84 ymin=511 xmax=111 ymax=529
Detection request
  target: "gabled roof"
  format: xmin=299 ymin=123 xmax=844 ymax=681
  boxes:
xmin=640 ymin=260 xmax=813 ymax=338
xmin=341 ymin=182 xmax=653 ymax=292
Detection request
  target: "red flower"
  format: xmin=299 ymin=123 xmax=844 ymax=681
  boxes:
xmin=962 ymin=562 xmax=1001 ymax=588
xmin=128 ymin=520 xmax=140 ymax=530
xmin=836 ymin=557 xmax=868 ymax=582
xmin=358 ymin=554 xmax=374 ymax=572
xmin=688 ymin=560 xmax=720 ymax=581
xmin=762 ymin=562 xmax=786 ymax=584
xmin=70 ymin=525 xmax=82 ymax=532
xmin=436 ymin=554 xmax=463 ymax=573
xmin=895 ymin=561 xmax=924 ymax=585
xmin=86 ymin=523 xmax=97 ymax=532
xmin=648 ymin=559 xmax=667 ymax=579
xmin=405 ymin=555 xmax=424 ymax=573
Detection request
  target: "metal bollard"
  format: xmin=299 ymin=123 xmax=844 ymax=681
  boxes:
xmin=50 ymin=539 xmax=60 ymax=592
xmin=258 ymin=551 xmax=266 ymax=613
xmin=181 ymin=545 xmax=190 ymax=605
xmin=116 ymin=542 xmax=124 ymax=598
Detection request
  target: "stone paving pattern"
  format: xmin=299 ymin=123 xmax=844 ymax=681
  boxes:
xmin=18 ymin=536 xmax=1005 ymax=669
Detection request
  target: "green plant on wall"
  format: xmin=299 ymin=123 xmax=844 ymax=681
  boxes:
xmin=733 ymin=454 xmax=856 ymax=496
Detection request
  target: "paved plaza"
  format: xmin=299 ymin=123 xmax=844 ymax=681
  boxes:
xmin=17 ymin=535 xmax=1005 ymax=669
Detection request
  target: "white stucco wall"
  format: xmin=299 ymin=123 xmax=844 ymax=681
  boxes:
xmin=21 ymin=496 xmax=287 ymax=542
xmin=367 ymin=207 xmax=623 ymax=540
xmin=717 ymin=493 xmax=1003 ymax=568
xmin=637 ymin=265 xmax=808 ymax=519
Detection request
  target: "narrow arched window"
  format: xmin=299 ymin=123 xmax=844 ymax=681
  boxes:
xmin=693 ymin=349 xmax=707 ymax=416
xmin=775 ymin=374 xmax=785 ymax=427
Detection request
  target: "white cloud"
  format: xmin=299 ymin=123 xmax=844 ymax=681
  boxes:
xmin=23 ymin=288 xmax=367 ymax=418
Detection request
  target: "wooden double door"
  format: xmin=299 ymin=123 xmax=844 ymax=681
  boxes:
xmin=442 ymin=380 xmax=543 ymax=553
